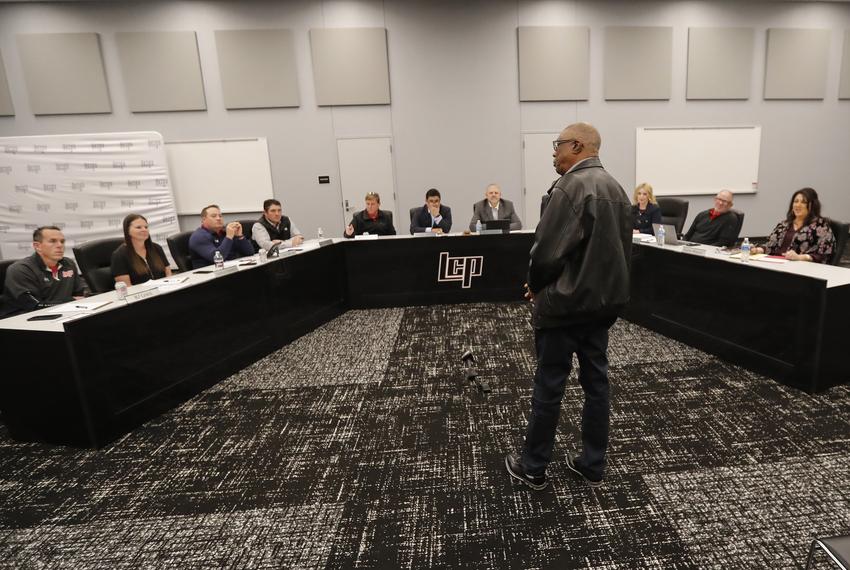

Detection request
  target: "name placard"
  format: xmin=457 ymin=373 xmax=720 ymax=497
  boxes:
xmin=125 ymin=287 xmax=161 ymax=304
xmin=683 ymin=246 xmax=706 ymax=256
xmin=318 ymin=238 xmax=334 ymax=247
xmin=214 ymin=265 xmax=239 ymax=277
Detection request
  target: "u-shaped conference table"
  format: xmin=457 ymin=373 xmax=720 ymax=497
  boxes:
xmin=1 ymin=231 xmax=848 ymax=448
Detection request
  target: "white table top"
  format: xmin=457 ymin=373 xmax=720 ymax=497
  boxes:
xmin=0 ymin=239 xmax=326 ymax=333
xmin=4 ymin=232 xmax=848 ymax=332
xmin=633 ymin=236 xmax=850 ymax=288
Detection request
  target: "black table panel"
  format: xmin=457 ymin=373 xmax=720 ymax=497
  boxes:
xmin=1 ymin=235 xmax=848 ymax=448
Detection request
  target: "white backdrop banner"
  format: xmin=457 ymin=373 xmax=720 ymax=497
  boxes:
xmin=0 ymin=131 xmax=180 ymax=264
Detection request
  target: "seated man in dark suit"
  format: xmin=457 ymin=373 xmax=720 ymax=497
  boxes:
xmin=684 ymin=190 xmax=740 ymax=247
xmin=468 ymin=183 xmax=522 ymax=232
xmin=410 ymin=188 xmax=452 ymax=234
xmin=344 ymin=192 xmax=396 ymax=238
xmin=3 ymin=226 xmax=87 ymax=316
xmin=189 ymin=204 xmax=254 ymax=268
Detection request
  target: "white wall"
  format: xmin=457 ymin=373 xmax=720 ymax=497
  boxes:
xmin=1 ymin=0 xmax=849 ymax=241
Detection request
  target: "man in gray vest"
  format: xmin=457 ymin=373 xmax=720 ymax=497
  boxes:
xmin=252 ymin=199 xmax=303 ymax=252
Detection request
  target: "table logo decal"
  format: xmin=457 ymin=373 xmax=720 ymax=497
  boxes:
xmin=438 ymin=251 xmax=483 ymax=288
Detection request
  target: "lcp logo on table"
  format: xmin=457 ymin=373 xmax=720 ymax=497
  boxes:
xmin=437 ymin=251 xmax=483 ymax=288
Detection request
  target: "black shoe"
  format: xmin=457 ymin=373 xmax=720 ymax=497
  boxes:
xmin=566 ymin=452 xmax=603 ymax=488
xmin=505 ymin=453 xmax=548 ymax=490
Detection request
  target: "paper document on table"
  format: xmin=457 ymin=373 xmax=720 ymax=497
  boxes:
xmin=157 ymin=277 xmax=189 ymax=285
xmin=46 ymin=300 xmax=112 ymax=313
xmin=634 ymin=234 xmax=656 ymax=243
xmin=749 ymin=254 xmax=788 ymax=263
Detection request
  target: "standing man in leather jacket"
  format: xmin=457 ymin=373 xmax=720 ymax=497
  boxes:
xmin=506 ymin=122 xmax=632 ymax=491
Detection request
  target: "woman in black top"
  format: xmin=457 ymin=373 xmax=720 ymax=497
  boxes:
xmin=111 ymin=214 xmax=172 ymax=286
xmin=632 ymin=182 xmax=662 ymax=235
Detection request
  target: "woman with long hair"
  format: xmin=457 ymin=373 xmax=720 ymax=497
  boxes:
xmin=752 ymin=187 xmax=835 ymax=263
xmin=111 ymin=214 xmax=172 ymax=285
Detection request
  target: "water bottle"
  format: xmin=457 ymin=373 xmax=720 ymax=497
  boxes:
xmin=475 ymin=219 xmax=482 ymax=233
xmin=317 ymin=227 xmax=324 ymax=239
xmin=655 ymin=224 xmax=665 ymax=246
xmin=740 ymin=237 xmax=751 ymax=263
xmin=115 ymin=280 xmax=128 ymax=300
xmin=213 ymin=250 xmax=224 ymax=270
xmin=258 ymin=248 xmax=266 ymax=262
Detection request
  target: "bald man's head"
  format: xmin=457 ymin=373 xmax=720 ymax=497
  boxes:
xmin=553 ymin=122 xmax=602 ymax=175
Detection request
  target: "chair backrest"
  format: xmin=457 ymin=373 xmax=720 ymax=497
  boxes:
xmin=0 ymin=258 xmax=18 ymax=316
xmin=167 ymin=231 xmax=194 ymax=273
xmin=731 ymin=210 xmax=745 ymax=243
xmin=72 ymin=237 xmax=125 ymax=294
xmin=806 ymin=535 xmax=850 ymax=570
xmin=409 ymin=207 xmax=419 ymax=222
xmin=828 ymin=219 xmax=850 ymax=266
xmin=656 ymin=197 xmax=689 ymax=236
xmin=238 ymin=219 xmax=259 ymax=253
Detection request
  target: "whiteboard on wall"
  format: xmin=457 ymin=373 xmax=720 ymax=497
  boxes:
xmin=165 ymin=137 xmax=274 ymax=214
xmin=635 ymin=126 xmax=761 ymax=196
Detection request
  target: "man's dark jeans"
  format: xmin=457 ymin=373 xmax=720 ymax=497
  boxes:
xmin=521 ymin=317 xmax=614 ymax=480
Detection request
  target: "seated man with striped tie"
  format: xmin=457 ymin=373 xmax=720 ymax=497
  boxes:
xmin=410 ymin=188 xmax=452 ymax=235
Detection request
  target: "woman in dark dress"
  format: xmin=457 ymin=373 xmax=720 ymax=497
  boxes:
xmin=751 ymin=187 xmax=835 ymax=263
xmin=111 ymin=214 xmax=172 ymax=285
xmin=632 ymin=182 xmax=662 ymax=234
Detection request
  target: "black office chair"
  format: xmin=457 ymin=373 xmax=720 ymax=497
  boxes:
xmin=731 ymin=210 xmax=745 ymax=243
xmin=72 ymin=238 xmax=124 ymax=294
xmin=0 ymin=258 xmax=19 ymax=317
xmin=657 ymin=197 xmax=689 ymax=236
xmin=238 ymin=219 xmax=259 ymax=253
xmin=409 ymin=207 xmax=419 ymax=222
xmin=167 ymin=231 xmax=194 ymax=273
xmin=827 ymin=219 xmax=849 ymax=266
xmin=806 ymin=534 xmax=850 ymax=569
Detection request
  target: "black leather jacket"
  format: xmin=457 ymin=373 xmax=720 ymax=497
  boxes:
xmin=528 ymin=156 xmax=632 ymax=328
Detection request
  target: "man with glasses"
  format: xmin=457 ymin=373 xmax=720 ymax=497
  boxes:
xmin=505 ymin=123 xmax=632 ymax=491
xmin=683 ymin=190 xmax=739 ymax=247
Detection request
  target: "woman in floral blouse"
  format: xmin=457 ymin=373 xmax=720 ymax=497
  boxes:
xmin=752 ymin=187 xmax=835 ymax=263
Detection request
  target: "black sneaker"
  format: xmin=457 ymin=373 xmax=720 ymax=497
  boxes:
xmin=505 ymin=453 xmax=548 ymax=490
xmin=566 ymin=452 xmax=603 ymax=488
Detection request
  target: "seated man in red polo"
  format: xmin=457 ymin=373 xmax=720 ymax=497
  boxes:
xmin=3 ymin=226 xmax=87 ymax=316
xmin=683 ymin=190 xmax=740 ymax=247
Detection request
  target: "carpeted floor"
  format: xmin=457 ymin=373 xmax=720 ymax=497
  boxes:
xmin=1 ymin=302 xmax=849 ymax=569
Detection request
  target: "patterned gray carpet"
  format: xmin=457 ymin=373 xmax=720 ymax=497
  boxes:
xmin=1 ymin=302 xmax=849 ymax=569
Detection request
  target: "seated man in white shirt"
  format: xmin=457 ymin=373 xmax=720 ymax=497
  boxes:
xmin=468 ymin=183 xmax=523 ymax=232
xmin=251 ymin=199 xmax=304 ymax=252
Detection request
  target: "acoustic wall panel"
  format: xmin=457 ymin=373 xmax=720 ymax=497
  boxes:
xmin=604 ymin=27 xmax=672 ymax=100
xmin=16 ymin=33 xmax=111 ymax=115
xmin=518 ymin=27 xmax=589 ymax=101
xmin=764 ymin=28 xmax=830 ymax=100
xmin=687 ymin=27 xmax=754 ymax=100
xmin=215 ymin=29 xmax=300 ymax=109
xmin=0 ymin=50 xmax=13 ymax=116
xmin=116 ymin=31 xmax=206 ymax=112
xmin=310 ymin=28 xmax=390 ymax=106
xmin=840 ymin=30 xmax=850 ymax=99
